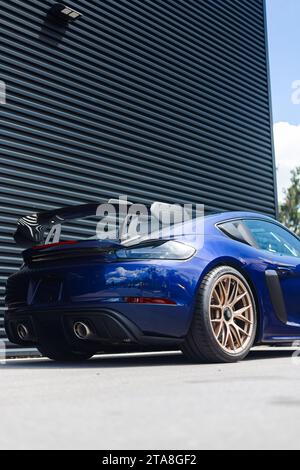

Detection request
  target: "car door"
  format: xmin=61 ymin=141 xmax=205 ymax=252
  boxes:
xmin=243 ymin=219 xmax=300 ymax=326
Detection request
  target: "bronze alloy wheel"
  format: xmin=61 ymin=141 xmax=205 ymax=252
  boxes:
xmin=209 ymin=274 xmax=255 ymax=355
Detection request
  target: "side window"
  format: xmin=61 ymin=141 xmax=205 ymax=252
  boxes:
xmin=243 ymin=219 xmax=300 ymax=258
xmin=218 ymin=220 xmax=255 ymax=246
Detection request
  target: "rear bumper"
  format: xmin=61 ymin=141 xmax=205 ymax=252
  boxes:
xmin=5 ymin=307 xmax=184 ymax=352
xmin=5 ymin=258 xmax=202 ymax=350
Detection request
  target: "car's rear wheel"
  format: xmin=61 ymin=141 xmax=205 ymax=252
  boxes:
xmin=37 ymin=343 xmax=94 ymax=362
xmin=182 ymin=266 xmax=257 ymax=363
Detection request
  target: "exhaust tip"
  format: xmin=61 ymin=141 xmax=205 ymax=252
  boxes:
xmin=73 ymin=321 xmax=92 ymax=340
xmin=17 ymin=323 xmax=30 ymax=341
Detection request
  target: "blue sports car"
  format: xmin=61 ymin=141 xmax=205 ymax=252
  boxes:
xmin=5 ymin=201 xmax=300 ymax=363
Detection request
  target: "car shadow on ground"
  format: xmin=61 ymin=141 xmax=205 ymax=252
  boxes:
xmin=2 ymin=348 xmax=297 ymax=370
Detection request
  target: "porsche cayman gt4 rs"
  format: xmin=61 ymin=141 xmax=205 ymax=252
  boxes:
xmin=5 ymin=202 xmax=300 ymax=363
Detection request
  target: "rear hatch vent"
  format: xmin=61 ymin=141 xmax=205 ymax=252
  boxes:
xmin=23 ymin=240 xmax=121 ymax=266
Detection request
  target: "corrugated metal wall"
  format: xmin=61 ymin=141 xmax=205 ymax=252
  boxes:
xmin=0 ymin=0 xmax=276 ymax=354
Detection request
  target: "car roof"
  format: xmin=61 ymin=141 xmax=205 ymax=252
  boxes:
xmin=204 ymin=211 xmax=276 ymax=224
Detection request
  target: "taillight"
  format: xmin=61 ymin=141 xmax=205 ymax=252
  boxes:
xmin=32 ymin=240 xmax=77 ymax=250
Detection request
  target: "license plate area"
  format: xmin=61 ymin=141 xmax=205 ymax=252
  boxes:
xmin=33 ymin=277 xmax=63 ymax=304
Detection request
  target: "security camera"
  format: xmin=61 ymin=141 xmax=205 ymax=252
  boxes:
xmin=49 ymin=3 xmax=82 ymax=22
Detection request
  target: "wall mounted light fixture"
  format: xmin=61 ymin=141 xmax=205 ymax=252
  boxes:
xmin=49 ymin=3 xmax=82 ymax=22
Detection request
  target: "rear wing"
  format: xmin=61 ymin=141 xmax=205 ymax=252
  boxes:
xmin=14 ymin=200 xmax=201 ymax=248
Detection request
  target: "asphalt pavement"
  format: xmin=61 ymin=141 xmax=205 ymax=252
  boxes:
xmin=1 ymin=347 xmax=300 ymax=450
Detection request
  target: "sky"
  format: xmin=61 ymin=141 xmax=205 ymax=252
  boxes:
xmin=267 ymin=0 xmax=300 ymax=201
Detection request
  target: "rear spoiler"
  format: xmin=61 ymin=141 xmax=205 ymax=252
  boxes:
xmin=14 ymin=200 xmax=200 ymax=249
xmin=14 ymin=200 xmax=132 ymax=248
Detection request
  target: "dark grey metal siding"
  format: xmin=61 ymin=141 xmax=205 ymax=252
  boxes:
xmin=0 ymin=0 xmax=275 ymax=353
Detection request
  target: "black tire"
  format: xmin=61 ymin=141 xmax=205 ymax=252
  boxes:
xmin=182 ymin=266 xmax=257 ymax=364
xmin=37 ymin=343 xmax=94 ymax=362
